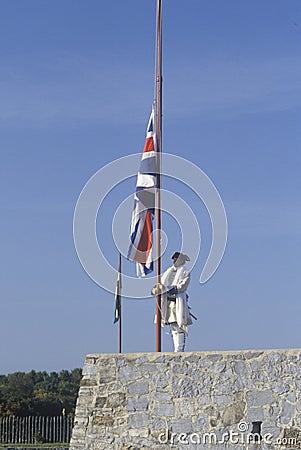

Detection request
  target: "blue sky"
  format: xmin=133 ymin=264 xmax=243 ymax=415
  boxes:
xmin=1 ymin=0 xmax=301 ymax=373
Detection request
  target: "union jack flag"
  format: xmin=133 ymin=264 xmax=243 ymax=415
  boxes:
xmin=127 ymin=108 xmax=157 ymax=277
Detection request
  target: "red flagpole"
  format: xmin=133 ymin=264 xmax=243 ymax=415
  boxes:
xmin=155 ymin=0 xmax=162 ymax=352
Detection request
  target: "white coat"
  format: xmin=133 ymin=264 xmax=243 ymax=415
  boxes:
xmin=160 ymin=263 xmax=192 ymax=334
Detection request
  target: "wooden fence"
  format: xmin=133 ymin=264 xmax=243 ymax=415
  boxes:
xmin=0 ymin=416 xmax=74 ymax=444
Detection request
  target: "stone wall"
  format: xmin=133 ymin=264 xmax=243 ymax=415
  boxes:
xmin=70 ymin=349 xmax=301 ymax=449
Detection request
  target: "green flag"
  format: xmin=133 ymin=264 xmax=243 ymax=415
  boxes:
xmin=113 ymin=253 xmax=122 ymax=323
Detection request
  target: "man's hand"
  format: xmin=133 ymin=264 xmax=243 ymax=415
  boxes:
xmin=151 ymin=283 xmax=164 ymax=296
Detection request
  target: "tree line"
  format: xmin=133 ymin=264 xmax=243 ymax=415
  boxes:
xmin=0 ymin=369 xmax=82 ymax=417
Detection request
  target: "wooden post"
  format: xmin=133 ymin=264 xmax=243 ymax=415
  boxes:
xmin=117 ymin=252 xmax=122 ymax=354
xmin=155 ymin=0 xmax=163 ymax=353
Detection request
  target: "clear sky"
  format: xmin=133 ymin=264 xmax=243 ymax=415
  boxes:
xmin=1 ymin=0 xmax=301 ymax=374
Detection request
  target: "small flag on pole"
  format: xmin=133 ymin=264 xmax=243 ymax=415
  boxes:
xmin=127 ymin=108 xmax=157 ymax=277
xmin=114 ymin=253 xmax=122 ymax=324
xmin=113 ymin=253 xmax=122 ymax=353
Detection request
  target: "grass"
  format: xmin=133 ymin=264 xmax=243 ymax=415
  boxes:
xmin=0 ymin=444 xmax=69 ymax=448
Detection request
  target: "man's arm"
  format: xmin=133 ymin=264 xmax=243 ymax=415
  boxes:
xmin=177 ymin=271 xmax=190 ymax=293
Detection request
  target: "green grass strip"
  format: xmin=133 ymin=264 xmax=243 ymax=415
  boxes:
xmin=0 ymin=444 xmax=69 ymax=448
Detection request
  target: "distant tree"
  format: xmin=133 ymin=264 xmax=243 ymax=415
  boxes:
xmin=0 ymin=369 xmax=82 ymax=417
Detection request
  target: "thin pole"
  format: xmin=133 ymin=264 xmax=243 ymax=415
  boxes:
xmin=155 ymin=0 xmax=162 ymax=352
xmin=117 ymin=252 xmax=122 ymax=353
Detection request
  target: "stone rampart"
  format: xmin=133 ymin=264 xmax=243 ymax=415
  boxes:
xmin=70 ymin=349 xmax=301 ymax=449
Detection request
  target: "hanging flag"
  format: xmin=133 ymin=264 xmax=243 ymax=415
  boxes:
xmin=113 ymin=286 xmax=120 ymax=323
xmin=127 ymin=108 xmax=157 ymax=277
xmin=114 ymin=253 xmax=122 ymax=323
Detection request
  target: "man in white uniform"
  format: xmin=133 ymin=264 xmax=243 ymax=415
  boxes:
xmin=152 ymin=252 xmax=192 ymax=352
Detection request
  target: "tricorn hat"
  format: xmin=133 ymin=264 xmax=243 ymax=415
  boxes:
xmin=171 ymin=252 xmax=190 ymax=261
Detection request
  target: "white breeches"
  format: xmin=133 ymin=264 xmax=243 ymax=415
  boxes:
xmin=170 ymin=322 xmax=186 ymax=352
